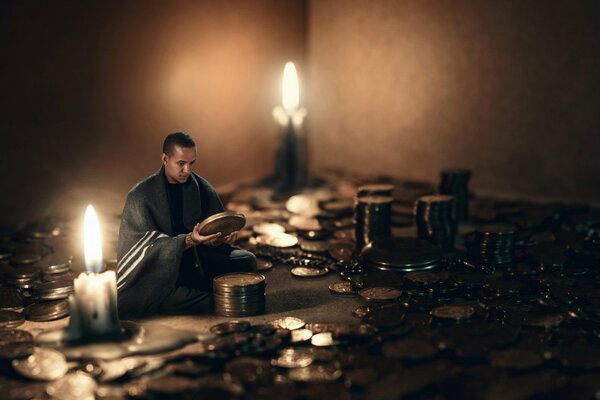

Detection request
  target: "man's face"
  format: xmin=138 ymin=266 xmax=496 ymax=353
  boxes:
xmin=162 ymin=145 xmax=197 ymax=184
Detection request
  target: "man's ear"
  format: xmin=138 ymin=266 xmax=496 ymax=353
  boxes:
xmin=161 ymin=153 xmax=168 ymax=164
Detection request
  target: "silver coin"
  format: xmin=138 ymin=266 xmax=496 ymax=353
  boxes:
xmin=257 ymin=233 xmax=298 ymax=248
xmin=289 ymin=215 xmax=322 ymax=231
xmin=291 ymin=266 xmax=329 ymax=278
xmin=286 ymin=194 xmax=321 ymax=217
xmin=329 ymin=282 xmax=358 ymax=295
xmin=253 ymin=223 xmax=285 ymax=235
xmin=311 ymin=332 xmax=338 ymax=347
xmin=270 ymin=316 xmax=306 ymax=330
xmin=352 ymin=305 xmax=371 ymax=319
xmin=46 ymin=371 xmax=96 ymax=400
xmin=290 ymin=328 xmax=313 ymax=343
xmin=12 ymin=347 xmax=68 ymax=381
xmin=272 ymin=348 xmax=314 ymax=368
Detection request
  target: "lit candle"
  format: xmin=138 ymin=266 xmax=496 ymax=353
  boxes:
xmin=273 ymin=61 xmax=308 ymax=192
xmin=67 ymin=205 xmax=120 ymax=341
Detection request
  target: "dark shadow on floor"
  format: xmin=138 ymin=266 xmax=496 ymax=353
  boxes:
xmin=265 ymin=287 xmax=325 ymax=314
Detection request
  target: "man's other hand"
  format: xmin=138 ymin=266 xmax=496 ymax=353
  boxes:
xmin=192 ymin=223 xmax=222 ymax=246
xmin=220 ymin=231 xmax=239 ymax=245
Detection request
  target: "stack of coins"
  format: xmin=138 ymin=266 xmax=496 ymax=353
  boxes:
xmin=438 ymin=169 xmax=471 ymax=222
xmin=29 ymin=281 xmax=74 ymax=302
xmin=213 ymin=273 xmax=266 ymax=317
xmin=357 ymin=183 xmax=394 ymax=197
xmin=1 ymin=265 xmax=39 ymax=289
xmin=466 ymin=224 xmax=517 ymax=271
xmin=354 ymin=195 xmax=393 ymax=252
xmin=414 ymin=195 xmax=456 ymax=251
xmin=359 ymin=237 xmax=442 ymax=272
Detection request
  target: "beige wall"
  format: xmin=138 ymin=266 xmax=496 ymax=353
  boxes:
xmin=0 ymin=0 xmax=306 ymax=224
xmin=307 ymin=0 xmax=600 ymax=202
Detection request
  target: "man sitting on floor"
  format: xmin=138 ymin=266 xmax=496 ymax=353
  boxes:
xmin=116 ymin=132 xmax=257 ymax=317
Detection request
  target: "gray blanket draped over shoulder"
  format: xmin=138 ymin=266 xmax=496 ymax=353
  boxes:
xmin=116 ymin=166 xmax=223 ymax=316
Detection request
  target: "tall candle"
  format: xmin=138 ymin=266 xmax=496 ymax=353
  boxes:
xmin=273 ymin=61 xmax=307 ymax=192
xmin=67 ymin=205 xmax=120 ymax=341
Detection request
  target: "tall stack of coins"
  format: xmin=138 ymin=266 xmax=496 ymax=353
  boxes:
xmin=213 ymin=273 xmax=266 ymax=317
xmin=354 ymin=195 xmax=392 ymax=252
xmin=438 ymin=169 xmax=471 ymax=221
xmin=466 ymin=224 xmax=517 ymax=271
xmin=414 ymin=195 xmax=456 ymax=251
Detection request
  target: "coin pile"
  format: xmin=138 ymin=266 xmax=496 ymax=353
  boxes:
xmin=359 ymin=237 xmax=442 ymax=272
xmin=438 ymin=168 xmax=471 ymax=221
xmin=354 ymin=195 xmax=392 ymax=252
xmin=213 ymin=273 xmax=266 ymax=317
xmin=466 ymin=224 xmax=517 ymax=271
xmin=414 ymin=195 xmax=456 ymax=251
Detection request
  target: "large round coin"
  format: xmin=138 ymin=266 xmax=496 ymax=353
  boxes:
xmin=359 ymin=237 xmax=442 ymax=272
xmin=12 ymin=347 xmax=68 ymax=381
xmin=197 ymin=212 xmax=246 ymax=236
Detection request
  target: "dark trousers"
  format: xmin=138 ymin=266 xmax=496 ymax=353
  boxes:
xmin=156 ymin=245 xmax=257 ymax=315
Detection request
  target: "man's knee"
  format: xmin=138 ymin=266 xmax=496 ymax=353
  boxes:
xmin=230 ymin=249 xmax=257 ymax=272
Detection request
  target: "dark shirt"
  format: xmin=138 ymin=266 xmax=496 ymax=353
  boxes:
xmin=166 ymin=180 xmax=196 ymax=282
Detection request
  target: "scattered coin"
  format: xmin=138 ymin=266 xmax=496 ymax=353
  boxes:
xmin=210 ymin=320 xmax=251 ymax=335
xmin=253 ymin=223 xmax=286 ymax=235
xmin=46 ymin=371 xmax=97 ymax=400
xmin=358 ymin=287 xmax=402 ymax=302
xmin=311 ymin=332 xmax=338 ymax=347
xmin=270 ymin=317 xmax=306 ymax=330
xmin=290 ymin=329 xmax=313 ymax=343
xmin=329 ymin=282 xmax=359 ymax=295
xmin=291 ymin=266 xmax=329 ymax=278
xmin=12 ymin=347 xmax=68 ymax=381
xmin=256 ymin=258 xmax=273 ymax=271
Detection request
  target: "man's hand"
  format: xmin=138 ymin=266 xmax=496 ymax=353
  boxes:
xmin=191 ymin=223 xmax=222 ymax=246
xmin=220 ymin=231 xmax=239 ymax=245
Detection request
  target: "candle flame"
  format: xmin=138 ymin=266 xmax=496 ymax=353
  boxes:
xmin=282 ymin=61 xmax=299 ymax=110
xmin=84 ymin=205 xmax=103 ymax=273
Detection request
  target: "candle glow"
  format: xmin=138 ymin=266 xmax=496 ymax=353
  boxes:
xmin=282 ymin=61 xmax=299 ymax=111
xmin=84 ymin=205 xmax=103 ymax=273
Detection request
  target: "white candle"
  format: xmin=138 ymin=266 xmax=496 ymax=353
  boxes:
xmin=272 ymin=61 xmax=308 ymax=190
xmin=67 ymin=205 xmax=120 ymax=341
